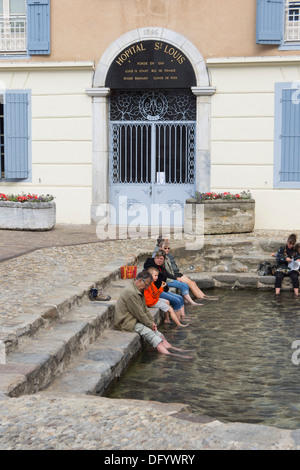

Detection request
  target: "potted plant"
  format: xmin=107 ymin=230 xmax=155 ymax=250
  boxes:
xmin=184 ymin=191 xmax=255 ymax=235
xmin=0 ymin=193 xmax=56 ymax=231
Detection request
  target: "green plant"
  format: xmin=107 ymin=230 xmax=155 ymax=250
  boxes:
xmin=194 ymin=190 xmax=252 ymax=202
xmin=0 ymin=192 xmax=54 ymax=203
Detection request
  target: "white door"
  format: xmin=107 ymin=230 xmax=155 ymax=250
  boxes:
xmin=109 ymin=90 xmax=196 ymax=227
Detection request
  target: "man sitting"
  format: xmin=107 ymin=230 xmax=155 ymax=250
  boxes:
xmin=114 ymin=270 xmax=192 ymax=357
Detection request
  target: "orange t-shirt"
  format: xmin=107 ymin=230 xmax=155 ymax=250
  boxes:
xmin=144 ymin=282 xmax=164 ymax=307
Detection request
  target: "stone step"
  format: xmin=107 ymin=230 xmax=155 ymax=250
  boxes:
xmin=0 ymin=257 xmax=128 ymax=356
xmin=139 ymin=251 xmax=276 ymax=275
xmin=0 ymin=300 xmax=115 ymax=397
xmin=46 ymin=329 xmax=142 ymax=396
xmin=189 ymin=271 xmax=294 ymax=290
xmin=205 ymin=254 xmax=275 ymax=273
xmin=0 ymin=277 xmax=162 ymax=398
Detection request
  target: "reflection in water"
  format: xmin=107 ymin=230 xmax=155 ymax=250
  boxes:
xmin=106 ymin=289 xmax=300 ymax=429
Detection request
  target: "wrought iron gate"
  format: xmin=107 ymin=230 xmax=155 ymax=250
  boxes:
xmin=109 ymin=89 xmax=196 ymax=226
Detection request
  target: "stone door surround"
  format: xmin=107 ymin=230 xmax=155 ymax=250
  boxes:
xmin=86 ymin=27 xmax=216 ymax=224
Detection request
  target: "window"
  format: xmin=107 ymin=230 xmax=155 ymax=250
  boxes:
xmin=0 ymin=90 xmax=31 ymax=181
xmin=0 ymin=0 xmax=50 ymax=56
xmin=0 ymin=0 xmax=27 ymax=54
xmin=274 ymin=83 xmax=300 ymax=188
xmin=285 ymin=1 xmax=300 ymax=42
xmin=256 ymin=0 xmax=300 ymax=48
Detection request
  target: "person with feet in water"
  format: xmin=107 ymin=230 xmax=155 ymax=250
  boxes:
xmin=272 ymin=233 xmax=299 ymax=297
xmin=160 ymin=241 xmax=218 ymax=301
xmin=144 ymin=267 xmax=189 ymax=328
xmin=144 ymin=250 xmax=200 ymax=306
xmin=114 ymin=270 xmax=193 ymax=357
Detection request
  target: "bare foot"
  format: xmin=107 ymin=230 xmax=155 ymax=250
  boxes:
xmin=168 ymin=346 xmax=195 ymax=353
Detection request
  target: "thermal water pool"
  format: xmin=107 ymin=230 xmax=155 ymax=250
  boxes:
xmin=107 ymin=289 xmax=300 ymax=430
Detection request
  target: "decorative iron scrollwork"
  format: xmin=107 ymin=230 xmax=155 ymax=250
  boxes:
xmin=110 ymin=89 xmax=196 ymax=122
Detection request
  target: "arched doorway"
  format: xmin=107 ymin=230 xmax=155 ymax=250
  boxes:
xmin=106 ymin=38 xmax=197 ymax=226
xmin=88 ymin=28 xmax=215 ymax=228
xmin=109 ymin=88 xmax=196 ymax=226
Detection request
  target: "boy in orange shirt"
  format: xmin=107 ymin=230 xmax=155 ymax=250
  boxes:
xmin=144 ymin=267 xmax=188 ymax=328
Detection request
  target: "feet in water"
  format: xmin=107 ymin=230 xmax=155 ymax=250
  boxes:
xmin=166 ymin=346 xmax=195 ymax=359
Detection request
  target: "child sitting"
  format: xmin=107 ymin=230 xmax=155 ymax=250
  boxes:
xmin=144 ymin=267 xmax=188 ymax=328
xmin=288 ymin=242 xmax=300 ymax=271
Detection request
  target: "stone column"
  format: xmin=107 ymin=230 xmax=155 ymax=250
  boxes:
xmin=191 ymin=86 xmax=216 ymax=193
xmin=86 ymin=87 xmax=111 ymax=223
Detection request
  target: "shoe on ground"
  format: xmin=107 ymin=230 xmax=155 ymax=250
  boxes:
xmin=89 ymin=289 xmax=111 ymax=301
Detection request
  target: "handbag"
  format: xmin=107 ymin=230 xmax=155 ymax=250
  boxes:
xmin=120 ymin=254 xmax=138 ymax=279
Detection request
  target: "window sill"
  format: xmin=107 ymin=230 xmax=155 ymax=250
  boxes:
xmin=274 ymin=181 xmax=300 ymax=189
xmin=279 ymin=42 xmax=300 ymax=50
xmin=0 ymin=177 xmax=31 ymax=183
xmin=0 ymin=53 xmax=30 ymax=60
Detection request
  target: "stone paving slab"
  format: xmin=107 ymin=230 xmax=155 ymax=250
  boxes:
xmin=47 ymin=330 xmax=143 ymax=396
xmin=0 ymin=392 xmax=299 ymax=450
xmin=0 ymin=224 xmax=107 ymax=262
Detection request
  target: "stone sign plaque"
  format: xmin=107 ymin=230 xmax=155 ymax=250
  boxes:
xmin=105 ymin=40 xmax=196 ymax=89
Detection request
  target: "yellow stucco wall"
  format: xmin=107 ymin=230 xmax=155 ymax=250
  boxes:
xmin=29 ymin=0 xmax=299 ymax=64
xmin=0 ymin=64 xmax=94 ymax=224
xmin=2 ymin=0 xmax=300 ymax=228
xmin=208 ymin=58 xmax=300 ymax=230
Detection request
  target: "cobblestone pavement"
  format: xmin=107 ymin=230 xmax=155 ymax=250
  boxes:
xmin=0 ymin=233 xmax=156 ymax=321
xmin=0 ymin=225 xmax=299 ymax=450
xmin=1 ymin=392 xmax=299 ymax=450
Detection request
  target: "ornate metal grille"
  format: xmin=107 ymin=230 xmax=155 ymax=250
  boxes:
xmin=110 ymin=89 xmax=196 ymax=122
xmin=110 ymin=121 xmax=195 ymax=185
xmin=109 ymin=89 xmax=196 ymax=186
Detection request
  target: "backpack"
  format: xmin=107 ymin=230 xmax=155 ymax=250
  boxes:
xmin=257 ymin=262 xmax=276 ymax=276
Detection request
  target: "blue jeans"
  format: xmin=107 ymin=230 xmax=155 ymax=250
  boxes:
xmin=167 ymin=279 xmax=189 ymax=296
xmin=160 ymin=291 xmax=184 ymax=312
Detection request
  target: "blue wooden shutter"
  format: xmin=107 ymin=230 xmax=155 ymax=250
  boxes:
xmin=280 ymin=88 xmax=300 ymax=182
xmin=4 ymin=91 xmax=30 ymax=179
xmin=256 ymin=0 xmax=284 ymax=44
xmin=27 ymin=0 xmax=50 ymax=55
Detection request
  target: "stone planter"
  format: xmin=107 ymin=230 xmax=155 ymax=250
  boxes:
xmin=0 ymin=201 xmax=56 ymax=231
xmin=184 ymin=198 xmax=255 ymax=235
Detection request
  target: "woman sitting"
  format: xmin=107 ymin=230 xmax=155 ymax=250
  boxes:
xmin=160 ymin=241 xmax=218 ymax=301
xmin=144 ymin=250 xmax=199 ymax=306
xmin=272 ymin=233 xmax=299 ymax=297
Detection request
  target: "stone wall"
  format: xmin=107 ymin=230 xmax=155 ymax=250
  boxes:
xmin=184 ymin=199 xmax=255 ymax=236
xmin=0 ymin=201 xmax=56 ymax=231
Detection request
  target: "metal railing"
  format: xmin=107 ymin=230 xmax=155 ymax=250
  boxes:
xmin=0 ymin=15 xmax=26 ymax=53
xmin=285 ymin=1 xmax=300 ymax=41
xmin=110 ymin=121 xmax=195 ymax=185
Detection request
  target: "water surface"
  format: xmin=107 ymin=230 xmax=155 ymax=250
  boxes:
xmin=107 ymin=289 xmax=300 ymax=429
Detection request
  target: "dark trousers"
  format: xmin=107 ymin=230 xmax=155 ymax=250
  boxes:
xmin=275 ymin=270 xmax=299 ymax=289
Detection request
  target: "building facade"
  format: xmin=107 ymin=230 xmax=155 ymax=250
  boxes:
xmin=1 ymin=0 xmax=300 ymax=230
